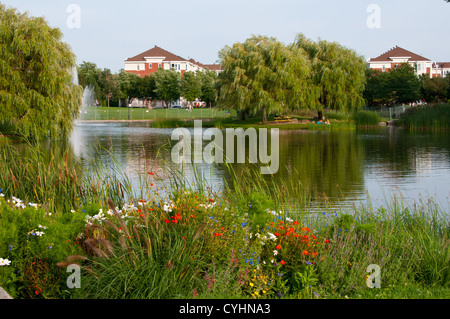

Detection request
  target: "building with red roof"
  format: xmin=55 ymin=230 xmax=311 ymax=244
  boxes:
xmin=124 ymin=45 xmax=222 ymax=77
xmin=368 ymin=46 xmax=447 ymax=78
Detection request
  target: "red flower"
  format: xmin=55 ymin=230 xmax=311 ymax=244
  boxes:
xmin=303 ymin=250 xmax=309 ymax=255
xmin=190 ymin=215 xmax=195 ymax=219
xmin=276 ymin=244 xmax=282 ymax=250
xmin=325 ymin=239 xmax=330 ymax=244
xmin=293 ymin=221 xmax=299 ymax=225
xmin=164 ymin=219 xmax=170 ymax=223
xmin=280 ymin=260 xmax=285 ymax=265
xmin=148 ymin=172 xmax=155 ymax=175
xmin=148 ymin=208 xmax=153 ymax=211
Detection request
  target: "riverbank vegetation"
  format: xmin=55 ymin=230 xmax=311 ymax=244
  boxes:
xmin=396 ymin=103 xmax=450 ymax=130
xmin=0 ymin=144 xmax=448 ymax=299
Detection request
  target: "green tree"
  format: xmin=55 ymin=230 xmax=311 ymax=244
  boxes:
xmin=421 ymin=76 xmax=449 ymax=103
xmin=138 ymin=74 xmax=158 ymax=107
xmin=363 ymin=68 xmax=390 ymax=107
xmin=99 ymin=68 xmax=119 ymax=107
xmin=181 ymin=71 xmax=202 ymax=106
xmin=154 ymin=69 xmax=181 ymax=108
xmin=0 ymin=5 xmax=82 ymax=139
xmin=294 ymin=34 xmax=367 ymax=119
xmin=200 ymin=70 xmax=218 ymax=108
xmin=217 ymin=35 xmax=313 ymax=123
xmin=387 ymin=63 xmax=421 ymax=104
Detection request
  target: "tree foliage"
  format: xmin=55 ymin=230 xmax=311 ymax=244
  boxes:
xmin=154 ymin=69 xmax=181 ymax=108
xmin=294 ymin=34 xmax=367 ymax=118
xmin=420 ymin=75 xmax=449 ymax=103
xmin=364 ymin=63 xmax=422 ymax=106
xmin=217 ymin=35 xmax=313 ymax=122
xmin=181 ymin=71 xmax=202 ymax=104
xmin=0 ymin=5 xmax=83 ymax=139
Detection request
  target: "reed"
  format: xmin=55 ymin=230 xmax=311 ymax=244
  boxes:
xmin=397 ymin=103 xmax=450 ymax=130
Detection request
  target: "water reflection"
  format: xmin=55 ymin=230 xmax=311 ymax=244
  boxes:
xmin=67 ymin=123 xmax=450 ymax=212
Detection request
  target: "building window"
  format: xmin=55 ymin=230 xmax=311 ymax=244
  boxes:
xmin=382 ymin=65 xmax=385 ymax=72
xmin=137 ymin=65 xmax=140 ymax=71
xmin=148 ymin=63 xmax=152 ymax=69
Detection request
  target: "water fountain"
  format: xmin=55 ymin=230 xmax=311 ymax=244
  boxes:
xmin=81 ymin=85 xmax=96 ymax=109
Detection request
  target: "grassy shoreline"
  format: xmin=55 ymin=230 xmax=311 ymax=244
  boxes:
xmin=0 ymin=144 xmax=448 ymax=300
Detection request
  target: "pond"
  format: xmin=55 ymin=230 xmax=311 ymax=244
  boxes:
xmin=69 ymin=122 xmax=450 ymax=213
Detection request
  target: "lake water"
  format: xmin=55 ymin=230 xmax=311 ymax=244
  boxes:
xmin=69 ymin=122 xmax=450 ymax=214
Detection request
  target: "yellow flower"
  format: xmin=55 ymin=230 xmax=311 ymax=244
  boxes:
xmin=254 ymin=292 xmax=259 ymax=296
xmin=249 ymin=282 xmax=254 ymax=287
xmin=262 ymin=290 xmax=266 ymax=294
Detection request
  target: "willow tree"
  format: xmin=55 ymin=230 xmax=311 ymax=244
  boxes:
xmin=294 ymin=34 xmax=367 ymax=120
xmin=217 ymin=35 xmax=314 ymax=123
xmin=0 ymin=5 xmax=82 ymax=139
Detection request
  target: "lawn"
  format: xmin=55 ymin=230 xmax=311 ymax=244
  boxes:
xmin=78 ymin=107 xmax=233 ymax=121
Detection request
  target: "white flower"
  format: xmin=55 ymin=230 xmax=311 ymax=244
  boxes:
xmin=38 ymin=225 xmax=47 ymax=229
xmin=273 ymin=250 xmax=278 ymax=256
xmin=70 ymin=210 xmax=75 ymax=213
xmin=0 ymin=258 xmax=11 ymax=266
xmin=0 ymin=194 xmax=4 ymax=197
xmin=29 ymin=202 xmax=38 ymax=209
xmin=267 ymin=232 xmax=277 ymax=241
xmin=35 ymin=231 xmax=45 ymax=236
xmin=286 ymin=217 xmax=293 ymax=222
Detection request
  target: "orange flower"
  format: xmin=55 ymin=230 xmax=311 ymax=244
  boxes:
xmin=293 ymin=221 xmax=299 ymax=225
xmin=276 ymin=244 xmax=282 ymax=250
xmin=303 ymin=250 xmax=309 ymax=255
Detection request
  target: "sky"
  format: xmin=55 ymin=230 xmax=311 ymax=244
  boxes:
xmin=2 ymin=0 xmax=449 ymax=73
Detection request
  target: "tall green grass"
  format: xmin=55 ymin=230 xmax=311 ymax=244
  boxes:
xmin=397 ymin=103 xmax=450 ymax=130
xmin=352 ymin=110 xmax=381 ymax=127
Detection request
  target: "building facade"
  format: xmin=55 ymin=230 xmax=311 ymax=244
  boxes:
xmin=124 ymin=45 xmax=222 ymax=77
xmin=368 ymin=46 xmax=448 ymax=78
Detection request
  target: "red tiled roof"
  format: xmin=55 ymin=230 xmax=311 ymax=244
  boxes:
xmin=203 ymin=64 xmax=223 ymax=71
xmin=188 ymin=58 xmax=205 ymax=68
xmin=369 ymin=46 xmax=431 ymax=62
xmin=125 ymin=46 xmax=187 ymax=62
xmin=437 ymin=62 xmax=450 ymax=68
